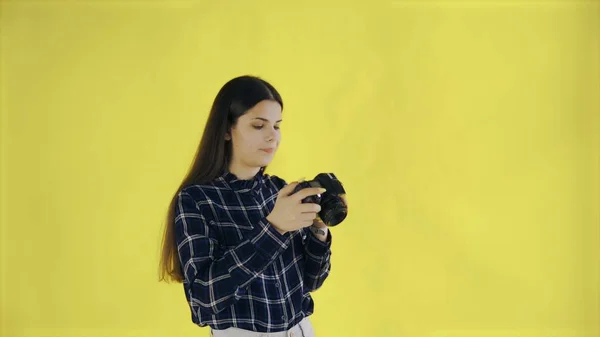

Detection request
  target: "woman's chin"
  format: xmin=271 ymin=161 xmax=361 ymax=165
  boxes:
xmin=254 ymin=157 xmax=274 ymax=167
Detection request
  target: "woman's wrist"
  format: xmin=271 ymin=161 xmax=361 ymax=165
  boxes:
xmin=309 ymin=224 xmax=328 ymax=240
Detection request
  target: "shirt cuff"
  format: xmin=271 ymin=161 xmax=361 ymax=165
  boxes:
xmin=249 ymin=218 xmax=290 ymax=260
xmin=305 ymin=227 xmax=332 ymax=257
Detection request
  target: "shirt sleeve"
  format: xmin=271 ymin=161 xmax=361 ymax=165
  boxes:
xmin=302 ymin=226 xmax=332 ymax=292
xmin=174 ymin=190 xmax=290 ymax=316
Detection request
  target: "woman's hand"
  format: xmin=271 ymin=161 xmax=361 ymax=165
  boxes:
xmin=266 ymin=182 xmax=326 ymax=235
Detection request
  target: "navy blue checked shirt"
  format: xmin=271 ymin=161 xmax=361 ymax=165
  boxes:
xmin=174 ymin=166 xmax=332 ymax=333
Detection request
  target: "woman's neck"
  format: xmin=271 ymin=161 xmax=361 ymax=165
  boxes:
xmin=228 ymin=162 xmax=261 ymax=180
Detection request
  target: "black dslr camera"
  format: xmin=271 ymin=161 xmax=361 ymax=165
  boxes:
xmin=291 ymin=173 xmax=347 ymax=227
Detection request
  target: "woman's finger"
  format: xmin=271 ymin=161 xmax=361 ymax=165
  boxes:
xmin=298 ymin=213 xmax=317 ymax=222
xmin=298 ymin=203 xmax=321 ymax=213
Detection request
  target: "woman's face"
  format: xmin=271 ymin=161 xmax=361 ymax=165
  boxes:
xmin=226 ymin=99 xmax=282 ymax=169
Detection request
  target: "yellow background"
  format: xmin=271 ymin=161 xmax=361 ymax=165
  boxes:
xmin=1 ymin=1 xmax=598 ymax=336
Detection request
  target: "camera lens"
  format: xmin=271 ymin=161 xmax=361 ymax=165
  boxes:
xmin=320 ymin=196 xmax=347 ymax=227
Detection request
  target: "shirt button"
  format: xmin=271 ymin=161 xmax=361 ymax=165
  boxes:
xmin=276 ymin=282 xmax=280 ymax=288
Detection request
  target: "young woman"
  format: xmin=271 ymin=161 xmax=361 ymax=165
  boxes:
xmin=158 ymin=75 xmax=347 ymax=337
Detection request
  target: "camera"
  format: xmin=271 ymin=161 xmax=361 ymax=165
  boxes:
xmin=291 ymin=173 xmax=347 ymax=227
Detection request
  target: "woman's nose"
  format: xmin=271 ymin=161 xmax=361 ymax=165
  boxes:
xmin=266 ymin=129 xmax=278 ymax=141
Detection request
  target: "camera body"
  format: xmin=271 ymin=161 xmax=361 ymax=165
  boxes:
xmin=291 ymin=173 xmax=347 ymax=227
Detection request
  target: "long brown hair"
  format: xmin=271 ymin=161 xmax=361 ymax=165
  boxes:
xmin=158 ymin=75 xmax=284 ymax=283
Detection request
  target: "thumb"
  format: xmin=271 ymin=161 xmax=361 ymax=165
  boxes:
xmin=279 ymin=181 xmax=299 ymax=196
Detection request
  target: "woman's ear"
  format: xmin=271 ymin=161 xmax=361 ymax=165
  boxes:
xmin=224 ymin=133 xmax=231 ymax=141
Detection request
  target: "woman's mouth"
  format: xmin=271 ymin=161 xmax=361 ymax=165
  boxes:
xmin=260 ymin=148 xmax=274 ymax=154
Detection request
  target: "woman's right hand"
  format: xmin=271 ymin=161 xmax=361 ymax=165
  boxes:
xmin=266 ymin=182 xmax=326 ymax=234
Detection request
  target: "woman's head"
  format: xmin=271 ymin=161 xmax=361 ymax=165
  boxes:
xmin=193 ymin=75 xmax=284 ymax=180
xmin=158 ymin=75 xmax=283 ymax=283
xmin=226 ymin=99 xmax=282 ymax=174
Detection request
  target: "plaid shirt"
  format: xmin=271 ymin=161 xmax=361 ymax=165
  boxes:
xmin=174 ymin=167 xmax=332 ymax=333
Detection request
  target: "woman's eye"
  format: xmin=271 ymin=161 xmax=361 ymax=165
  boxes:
xmin=253 ymin=125 xmax=280 ymax=130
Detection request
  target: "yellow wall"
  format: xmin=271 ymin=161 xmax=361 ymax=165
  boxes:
xmin=1 ymin=1 xmax=598 ymax=336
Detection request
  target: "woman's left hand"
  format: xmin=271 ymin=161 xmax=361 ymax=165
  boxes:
xmin=312 ymin=194 xmax=348 ymax=228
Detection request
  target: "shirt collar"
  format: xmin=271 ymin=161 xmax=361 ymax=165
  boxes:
xmin=218 ymin=166 xmax=266 ymax=192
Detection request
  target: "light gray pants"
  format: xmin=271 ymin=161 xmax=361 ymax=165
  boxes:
xmin=210 ymin=317 xmax=315 ymax=337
